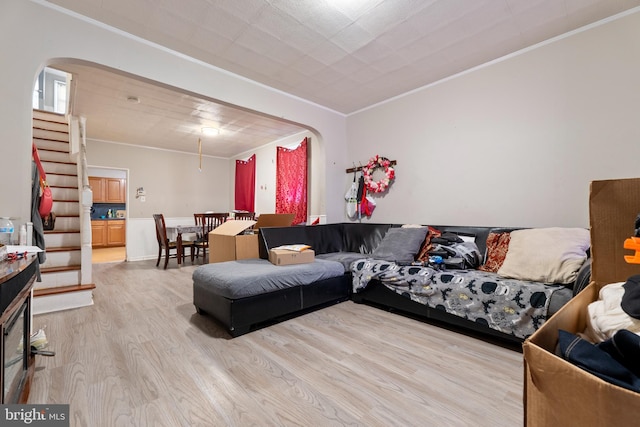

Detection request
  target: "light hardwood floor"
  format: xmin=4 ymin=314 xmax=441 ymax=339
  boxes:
xmin=92 ymin=246 xmax=126 ymax=264
xmin=28 ymin=260 xmax=523 ymax=426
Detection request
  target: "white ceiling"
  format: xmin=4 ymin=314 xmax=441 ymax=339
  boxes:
xmin=45 ymin=0 xmax=640 ymax=157
xmin=50 ymin=61 xmax=308 ymax=158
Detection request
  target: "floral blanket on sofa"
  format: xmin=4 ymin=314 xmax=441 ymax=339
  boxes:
xmin=351 ymin=258 xmax=567 ymax=339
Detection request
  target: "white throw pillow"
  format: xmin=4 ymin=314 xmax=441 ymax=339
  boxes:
xmin=497 ymin=227 xmax=590 ymax=284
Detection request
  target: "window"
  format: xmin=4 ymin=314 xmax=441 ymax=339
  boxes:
xmin=32 ymin=67 xmax=69 ymax=114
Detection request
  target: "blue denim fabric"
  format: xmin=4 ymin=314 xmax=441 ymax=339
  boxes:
xmin=621 ymin=275 xmax=640 ymax=318
xmin=558 ymin=330 xmax=640 ymax=392
xmin=597 ymin=329 xmax=640 ymax=377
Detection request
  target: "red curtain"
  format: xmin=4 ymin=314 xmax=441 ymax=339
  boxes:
xmin=235 ymin=154 xmax=255 ymax=212
xmin=276 ymin=138 xmax=307 ymax=224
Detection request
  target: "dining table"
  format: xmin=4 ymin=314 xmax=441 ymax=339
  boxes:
xmin=166 ymin=224 xmax=201 ymax=265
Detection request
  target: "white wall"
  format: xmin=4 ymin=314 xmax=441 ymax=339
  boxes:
xmin=87 ymin=167 xmax=126 ymax=180
xmin=347 ymin=10 xmax=640 ymax=228
xmin=87 ymin=141 xmax=230 ymax=218
xmin=86 ymin=140 xmax=231 ymax=261
xmin=0 ymin=0 xmax=347 ymax=236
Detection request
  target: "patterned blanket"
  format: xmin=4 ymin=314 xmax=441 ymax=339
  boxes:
xmin=351 ymin=258 xmax=566 ymax=339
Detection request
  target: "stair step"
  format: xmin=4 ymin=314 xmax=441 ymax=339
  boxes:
xmin=32 ymin=286 xmax=94 ymax=315
xmin=37 ymin=151 xmax=73 ymax=163
xmin=42 ymin=162 xmax=76 ymax=175
xmin=33 ymin=119 xmax=68 ymax=134
xmin=36 ymin=146 xmax=69 ymax=154
xmin=34 ymin=138 xmax=70 ymax=152
xmin=33 ymin=268 xmax=81 ymax=289
xmin=46 ymin=246 xmax=81 ymax=252
xmin=45 ymin=216 xmax=80 ymax=232
xmin=47 ymin=172 xmax=77 ymax=178
xmin=45 ymin=175 xmax=78 ymax=188
xmin=33 ymin=283 xmax=96 ymax=298
xmin=40 ymin=159 xmax=74 ymax=166
xmin=40 ymin=264 xmax=81 ymax=274
xmin=33 ymin=109 xmax=67 ymax=124
xmin=50 ymin=187 xmax=79 ymax=202
xmin=43 ymin=231 xmax=81 ymax=248
xmin=51 ymin=203 xmax=80 ymax=217
xmin=33 ymin=128 xmax=69 ymax=143
xmin=41 ymin=249 xmax=82 ymax=269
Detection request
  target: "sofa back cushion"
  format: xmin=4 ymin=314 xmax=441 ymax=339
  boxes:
xmin=497 ymin=227 xmax=590 ymax=284
xmin=370 ymin=227 xmax=429 ymax=263
xmin=341 ymin=223 xmax=393 ymax=254
xmin=259 ymin=224 xmax=345 ymax=258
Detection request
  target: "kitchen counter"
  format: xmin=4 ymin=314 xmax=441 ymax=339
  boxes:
xmin=91 ymin=217 xmax=126 ymax=220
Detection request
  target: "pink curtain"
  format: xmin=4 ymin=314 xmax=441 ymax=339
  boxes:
xmin=276 ymin=138 xmax=307 ymax=224
xmin=235 ymin=154 xmax=255 ymax=212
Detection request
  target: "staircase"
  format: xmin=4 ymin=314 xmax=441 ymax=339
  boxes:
xmin=32 ymin=109 xmax=95 ymax=314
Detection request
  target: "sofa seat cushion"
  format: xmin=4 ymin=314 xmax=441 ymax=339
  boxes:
xmin=351 ymin=258 xmax=573 ymax=339
xmin=316 ymin=251 xmax=366 ymax=272
xmin=192 ymin=258 xmax=344 ymax=299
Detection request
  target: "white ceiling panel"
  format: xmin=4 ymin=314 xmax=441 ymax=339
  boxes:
xmin=42 ymin=0 xmax=640 ymax=157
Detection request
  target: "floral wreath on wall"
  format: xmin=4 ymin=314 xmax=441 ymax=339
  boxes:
xmin=362 ymin=155 xmax=395 ymax=193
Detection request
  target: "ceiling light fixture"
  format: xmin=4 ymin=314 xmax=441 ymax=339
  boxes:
xmin=201 ymin=127 xmax=219 ymax=136
xmin=126 ymin=96 xmax=140 ymax=104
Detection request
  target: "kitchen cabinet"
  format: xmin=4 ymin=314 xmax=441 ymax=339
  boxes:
xmin=91 ymin=220 xmax=107 ymax=247
xmin=89 ymin=177 xmax=126 ymax=203
xmin=88 ymin=176 xmax=104 ymax=202
xmin=106 ymin=220 xmax=126 ymax=246
xmin=92 ymin=220 xmax=125 ymax=248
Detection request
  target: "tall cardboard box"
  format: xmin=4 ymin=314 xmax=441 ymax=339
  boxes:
xmin=208 ymin=220 xmax=258 ymax=263
xmin=523 ymin=178 xmax=640 ymax=426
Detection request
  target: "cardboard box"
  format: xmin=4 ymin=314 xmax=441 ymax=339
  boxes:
xmin=523 ymin=177 xmax=640 ymax=426
xmin=253 ymin=213 xmax=295 ymax=230
xmin=253 ymin=213 xmax=296 ymax=259
xmin=208 ymin=220 xmax=259 ymax=263
xmin=269 ymin=249 xmax=315 ymax=265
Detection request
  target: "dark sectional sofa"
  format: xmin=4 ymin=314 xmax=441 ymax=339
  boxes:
xmin=193 ymin=222 xmax=590 ymax=342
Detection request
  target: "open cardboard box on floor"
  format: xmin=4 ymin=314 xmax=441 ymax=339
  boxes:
xmin=523 ymin=177 xmax=640 ymax=426
xmin=208 ymin=214 xmax=295 ymax=263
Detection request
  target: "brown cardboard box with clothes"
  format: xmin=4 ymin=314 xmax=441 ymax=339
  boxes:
xmin=523 ymin=177 xmax=640 ymax=426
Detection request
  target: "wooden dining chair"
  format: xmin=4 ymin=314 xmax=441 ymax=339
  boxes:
xmin=193 ymin=212 xmax=228 ymax=262
xmin=234 ymin=212 xmax=256 ymax=221
xmin=153 ymin=214 xmax=195 ymax=269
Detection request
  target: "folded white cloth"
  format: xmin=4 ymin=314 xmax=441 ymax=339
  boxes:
xmin=585 ymin=282 xmax=640 ymax=342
